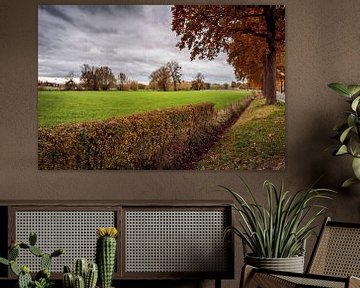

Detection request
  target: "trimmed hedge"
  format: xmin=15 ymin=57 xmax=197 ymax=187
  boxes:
xmin=38 ymin=97 xmax=253 ymax=170
xmin=39 ymin=103 xmax=218 ymax=169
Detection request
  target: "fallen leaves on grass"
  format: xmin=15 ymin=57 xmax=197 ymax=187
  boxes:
xmin=196 ymin=97 xmax=285 ymax=170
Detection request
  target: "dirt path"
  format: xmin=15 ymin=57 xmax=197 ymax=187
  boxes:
xmin=195 ymin=97 xmax=285 ymax=170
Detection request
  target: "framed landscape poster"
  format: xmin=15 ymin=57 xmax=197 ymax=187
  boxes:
xmin=38 ymin=5 xmax=285 ymax=170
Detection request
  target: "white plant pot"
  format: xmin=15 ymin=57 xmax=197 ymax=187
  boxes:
xmin=245 ymin=254 xmax=305 ymax=273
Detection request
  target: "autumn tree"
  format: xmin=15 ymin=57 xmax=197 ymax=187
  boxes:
xmin=118 ymin=72 xmax=127 ymax=91
xmin=149 ymin=66 xmax=172 ymax=91
xmin=80 ymin=64 xmax=115 ymax=90
xmin=81 ymin=64 xmax=98 ymax=90
xmin=64 ymin=71 xmax=77 ymax=90
xmin=191 ymin=73 xmax=205 ymax=90
xmin=96 ymin=66 xmax=115 ymax=90
xmin=129 ymin=80 xmax=139 ymax=91
xmin=171 ymin=5 xmax=285 ymax=104
xmin=167 ymin=60 xmax=182 ymax=91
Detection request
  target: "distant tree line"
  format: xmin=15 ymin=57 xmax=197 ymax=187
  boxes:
xmin=40 ymin=61 xmax=244 ymax=91
xmin=148 ymin=61 xmax=208 ymax=92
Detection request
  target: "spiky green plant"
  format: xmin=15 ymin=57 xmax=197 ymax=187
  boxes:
xmin=63 ymin=260 xmax=98 ymax=288
xmin=96 ymin=227 xmax=118 ymax=288
xmin=0 ymin=232 xmax=63 ymax=288
xmin=85 ymin=262 xmax=98 ymax=288
xmin=74 ymin=258 xmax=88 ymax=280
xmin=328 ymin=82 xmax=360 ymax=187
xmin=73 ymin=275 xmax=85 ymax=288
xmin=222 ymin=179 xmax=335 ymax=258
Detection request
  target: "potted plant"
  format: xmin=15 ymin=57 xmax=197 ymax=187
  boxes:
xmin=328 ymin=82 xmax=360 ymax=187
xmin=96 ymin=227 xmax=118 ymax=288
xmin=62 ymin=258 xmax=98 ymax=288
xmin=0 ymin=232 xmax=63 ymax=288
xmin=222 ymin=179 xmax=334 ymax=273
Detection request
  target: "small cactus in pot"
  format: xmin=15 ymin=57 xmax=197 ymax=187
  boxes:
xmin=62 ymin=259 xmax=98 ymax=288
xmin=96 ymin=227 xmax=118 ymax=288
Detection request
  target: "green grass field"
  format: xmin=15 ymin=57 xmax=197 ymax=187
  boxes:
xmin=38 ymin=90 xmax=252 ymax=127
xmin=196 ymin=97 xmax=285 ymax=170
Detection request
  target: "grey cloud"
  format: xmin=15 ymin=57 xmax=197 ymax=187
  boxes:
xmin=38 ymin=5 xmax=236 ymax=84
xmin=39 ymin=6 xmax=75 ymax=25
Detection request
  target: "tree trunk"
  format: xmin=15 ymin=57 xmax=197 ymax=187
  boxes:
xmin=173 ymin=81 xmax=177 ymax=91
xmin=262 ymin=58 xmax=267 ymax=97
xmin=263 ymin=6 xmax=277 ymax=105
xmin=265 ymin=49 xmax=276 ymax=105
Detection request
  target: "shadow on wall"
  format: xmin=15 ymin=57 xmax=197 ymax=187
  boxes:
xmin=294 ymin=109 xmax=360 ymax=217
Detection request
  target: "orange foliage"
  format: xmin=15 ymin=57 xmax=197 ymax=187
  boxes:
xmin=172 ymin=5 xmax=285 ymax=103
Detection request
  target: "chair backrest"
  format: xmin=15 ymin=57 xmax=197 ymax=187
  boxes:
xmin=307 ymin=217 xmax=360 ymax=277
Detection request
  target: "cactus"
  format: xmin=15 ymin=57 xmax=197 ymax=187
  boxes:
xmin=85 ymin=263 xmax=98 ymax=288
xmin=96 ymin=227 xmax=118 ymax=288
xmin=19 ymin=243 xmax=29 ymax=249
xmin=29 ymin=245 xmax=44 ymax=257
xmin=41 ymin=253 xmax=52 ymax=270
xmin=18 ymin=270 xmax=32 ymax=288
xmin=10 ymin=260 xmax=21 ymax=276
xmin=63 ymin=272 xmax=74 ymax=288
xmin=51 ymin=248 xmax=64 ymax=258
xmin=9 ymin=246 xmax=19 ymax=260
xmin=74 ymin=258 xmax=88 ymax=279
xmin=74 ymin=275 xmax=85 ymax=288
xmin=0 ymin=232 xmax=63 ymax=288
xmin=0 ymin=257 xmax=9 ymax=266
xmin=35 ymin=268 xmax=51 ymax=282
xmin=29 ymin=232 xmax=37 ymax=246
xmin=63 ymin=259 xmax=98 ymax=288
xmin=64 ymin=265 xmax=72 ymax=273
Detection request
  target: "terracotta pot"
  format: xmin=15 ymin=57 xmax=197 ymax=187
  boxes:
xmin=245 ymin=254 xmax=305 ymax=273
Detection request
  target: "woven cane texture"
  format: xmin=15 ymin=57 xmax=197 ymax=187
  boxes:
xmin=15 ymin=211 xmax=115 ymax=272
xmin=277 ymin=275 xmax=345 ymax=288
xmin=249 ymin=273 xmax=297 ymax=288
xmin=309 ymin=226 xmax=360 ymax=277
xmin=125 ymin=210 xmax=227 ymax=273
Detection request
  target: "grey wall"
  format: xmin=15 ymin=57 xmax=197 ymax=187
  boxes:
xmin=1 ymin=0 xmax=360 ymax=287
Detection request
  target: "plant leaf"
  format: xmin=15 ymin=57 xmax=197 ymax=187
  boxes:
xmin=333 ymin=122 xmax=348 ymax=132
xmin=349 ymin=135 xmax=360 ymax=156
xmin=336 ymin=145 xmax=348 ymax=155
xmin=347 ymin=85 xmax=360 ymax=97
xmin=340 ymin=126 xmax=353 ymax=143
xmin=342 ymin=177 xmax=360 ymax=188
xmin=352 ymin=96 xmax=360 ymax=111
xmin=347 ymin=114 xmax=356 ymax=128
xmin=0 ymin=257 xmax=9 ymax=266
xmin=328 ymin=83 xmax=351 ymax=97
xmin=352 ymin=157 xmax=360 ymax=179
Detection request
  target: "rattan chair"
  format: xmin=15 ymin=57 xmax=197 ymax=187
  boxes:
xmin=241 ymin=217 xmax=360 ymax=288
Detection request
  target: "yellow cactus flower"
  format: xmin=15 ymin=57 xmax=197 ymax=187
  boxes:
xmin=97 ymin=227 xmax=118 ymax=238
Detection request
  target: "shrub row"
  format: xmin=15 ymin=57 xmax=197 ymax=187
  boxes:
xmin=38 ymin=97 xmax=253 ymax=170
xmin=215 ymin=96 xmax=253 ymax=129
xmin=39 ymin=103 xmax=218 ymax=169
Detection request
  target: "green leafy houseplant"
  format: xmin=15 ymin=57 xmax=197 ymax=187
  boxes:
xmin=223 ymin=180 xmax=334 ymax=259
xmin=328 ymin=83 xmax=360 ymax=187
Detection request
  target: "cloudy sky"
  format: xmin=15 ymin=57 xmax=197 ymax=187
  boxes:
xmin=38 ymin=5 xmax=236 ymax=84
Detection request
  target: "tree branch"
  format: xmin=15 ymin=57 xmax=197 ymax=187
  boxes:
xmin=242 ymin=28 xmax=269 ymax=38
xmin=241 ymin=13 xmax=265 ymax=18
